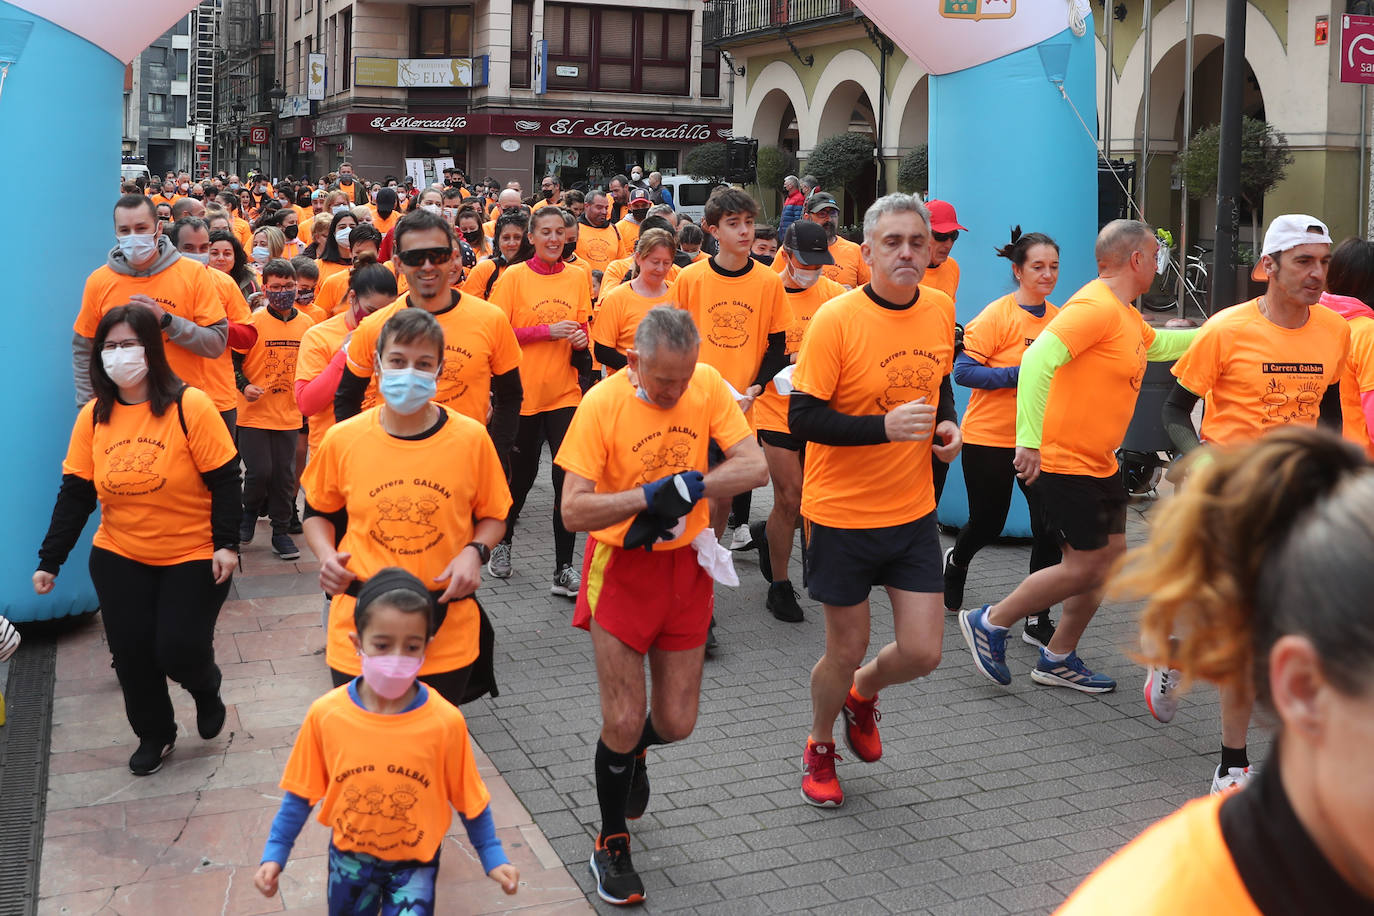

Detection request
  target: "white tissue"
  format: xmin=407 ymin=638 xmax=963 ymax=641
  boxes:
xmin=690 ymin=529 xmax=739 ymax=586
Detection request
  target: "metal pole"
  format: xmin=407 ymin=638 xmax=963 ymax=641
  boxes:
xmin=1178 ymin=0 xmax=1195 ymax=315
xmin=876 ymin=39 xmax=887 ymax=198
xmin=1361 ymin=84 xmax=1369 ymax=239
xmin=1139 ymin=0 xmax=1152 ymax=218
xmin=1212 ymin=0 xmax=1246 ymax=312
xmin=1104 ymin=7 xmax=1114 ymax=161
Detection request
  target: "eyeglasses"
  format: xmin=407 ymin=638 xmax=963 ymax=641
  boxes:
xmin=396 ymin=247 xmax=454 ymax=267
xmin=932 ymin=231 xmax=959 ymax=243
xmin=101 ymin=339 xmax=143 ymax=351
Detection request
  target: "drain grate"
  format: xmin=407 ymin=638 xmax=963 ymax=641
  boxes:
xmin=0 ymin=634 xmax=57 ymax=916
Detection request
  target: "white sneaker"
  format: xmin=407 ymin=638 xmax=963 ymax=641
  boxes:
xmin=728 ymin=524 xmax=754 ymax=551
xmin=552 ymin=563 xmax=581 ymax=597
xmin=1211 ymin=765 xmax=1252 ymax=795
xmin=1144 ymin=666 xmax=1181 ymax=724
xmin=487 ymin=542 xmax=512 ymax=579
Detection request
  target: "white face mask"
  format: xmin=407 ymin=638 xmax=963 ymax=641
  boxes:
xmin=116 ymin=233 xmax=158 ymax=264
xmin=102 ymin=345 xmax=148 ymax=388
xmin=335 ymin=227 xmax=352 ymax=246
xmin=789 ymin=264 xmax=823 ymax=290
xmin=182 ymin=250 xmax=210 ymax=264
xmin=421 ymin=204 xmax=441 ymax=214
xmin=332 ymin=204 xmax=351 ymax=216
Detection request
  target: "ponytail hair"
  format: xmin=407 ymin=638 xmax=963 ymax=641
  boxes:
xmin=1113 ymin=428 xmax=1374 ymax=702
xmin=348 ymin=261 xmax=398 ymax=301
xmin=994 ymin=225 xmax=1058 ymax=283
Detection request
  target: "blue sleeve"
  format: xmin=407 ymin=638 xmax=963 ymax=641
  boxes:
xmin=953 ymin=351 xmax=1019 ymax=390
xmin=460 ymin=805 xmax=509 ymax=874
xmin=664 ymin=189 xmax=674 ymax=210
xmin=261 ymin=791 xmax=313 ymax=867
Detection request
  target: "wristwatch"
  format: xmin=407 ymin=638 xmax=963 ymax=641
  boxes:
xmin=159 ymin=311 xmax=173 ymax=329
xmin=466 ymin=541 xmax=491 ymax=564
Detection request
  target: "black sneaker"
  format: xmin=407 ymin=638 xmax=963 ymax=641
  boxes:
xmin=193 ymin=688 xmax=226 ymax=740
xmin=1022 ymin=614 xmax=1057 ymax=650
xmin=767 ymin=580 xmax=803 ymax=623
xmin=943 ymin=547 xmax=966 ymax=612
xmin=271 ymin=533 xmax=301 ymax=561
xmin=750 ymin=521 xmax=772 ymax=583
xmin=625 ymin=753 xmax=650 ymax=820
xmin=239 ymin=515 xmax=256 ymax=545
xmin=288 ymin=507 xmax=303 ymax=535
xmin=589 ymin=833 xmax=645 ymax=906
xmin=129 ymin=738 xmax=175 ymax=776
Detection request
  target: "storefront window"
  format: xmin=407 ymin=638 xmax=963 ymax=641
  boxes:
xmin=543 ymin=4 xmax=691 ymax=95
xmin=416 ymin=6 xmax=472 ymax=57
xmin=534 ymin=146 xmax=678 ymax=189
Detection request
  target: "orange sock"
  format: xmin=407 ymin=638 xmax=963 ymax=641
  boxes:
xmin=849 ymin=684 xmax=872 ymax=703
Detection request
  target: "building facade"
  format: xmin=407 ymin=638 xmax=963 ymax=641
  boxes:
xmin=123 ymin=15 xmax=197 ymax=177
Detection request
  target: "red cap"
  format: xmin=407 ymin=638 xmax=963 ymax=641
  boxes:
xmin=926 ymin=200 xmax=967 ymax=233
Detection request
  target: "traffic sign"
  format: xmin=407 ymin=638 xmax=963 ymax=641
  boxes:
xmin=1341 ymin=14 xmax=1374 ymax=84
xmin=249 ymin=126 xmax=269 ymax=144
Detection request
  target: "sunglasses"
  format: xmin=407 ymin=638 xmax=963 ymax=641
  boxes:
xmin=396 ymin=247 xmax=454 ymax=267
xmin=932 ymin=231 xmax=959 ymax=243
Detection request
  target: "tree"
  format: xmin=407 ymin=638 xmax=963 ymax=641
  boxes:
xmin=683 ymin=142 xmax=729 ymax=185
xmin=756 ymin=145 xmax=798 ymax=195
xmin=803 ymin=132 xmax=875 ymax=200
xmin=1174 ymin=117 xmax=1294 ymax=253
xmin=897 ymin=144 xmax=928 ymax=195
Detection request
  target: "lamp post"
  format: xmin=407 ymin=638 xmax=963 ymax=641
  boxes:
xmin=231 ymin=100 xmax=247 ymax=178
xmin=266 ymin=80 xmax=286 ymax=180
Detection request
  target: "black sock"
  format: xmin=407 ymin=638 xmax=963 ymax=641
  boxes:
xmin=595 ymin=739 xmax=635 ymax=840
xmin=631 ymin=715 xmax=668 ymax=758
xmin=1220 ymin=744 xmax=1249 ymax=772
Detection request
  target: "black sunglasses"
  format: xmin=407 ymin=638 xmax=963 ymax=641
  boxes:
xmin=396 ymin=246 xmax=454 ymax=267
xmin=932 ymin=230 xmax=960 ymax=243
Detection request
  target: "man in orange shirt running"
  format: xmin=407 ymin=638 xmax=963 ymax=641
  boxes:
xmin=959 ymin=220 xmax=1196 ymax=695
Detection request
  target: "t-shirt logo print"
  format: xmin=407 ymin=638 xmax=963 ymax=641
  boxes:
xmin=103 ymin=444 xmax=167 ymax=496
xmin=707 ymin=306 xmax=750 ymax=348
xmin=371 ymin=492 xmax=444 ymax=554
xmin=635 ymin=433 xmax=694 ymax=484
xmin=438 ymin=353 xmax=469 ymax=394
xmin=263 ymin=350 xmax=299 ymax=395
xmin=336 ymin=783 xmax=424 ymax=852
xmin=877 ymin=361 xmax=936 ymax=411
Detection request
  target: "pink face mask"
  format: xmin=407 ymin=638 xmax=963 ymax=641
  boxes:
xmin=359 ymin=652 xmax=423 ymax=699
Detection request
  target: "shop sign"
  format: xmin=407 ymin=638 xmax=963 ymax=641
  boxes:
xmin=300 ymin=137 xmax=316 ymax=153
xmin=492 ymin=116 xmax=732 ymax=142
xmin=1341 ymin=14 xmax=1374 ymax=84
xmin=354 ymin=56 xmax=489 ymax=88
xmin=278 ymin=95 xmax=311 ymax=119
xmin=365 ymin=114 xmax=471 ymax=133
xmin=249 ymin=126 xmax=269 ymax=144
xmin=313 ymin=114 xmax=348 ymax=137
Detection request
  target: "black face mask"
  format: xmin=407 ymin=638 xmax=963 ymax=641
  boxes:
xmin=463 ymin=229 xmax=483 ymax=246
xmin=673 ymin=250 xmax=694 ymax=269
xmin=562 ymin=241 xmax=577 ymax=260
xmin=283 ymin=224 xmax=299 ymax=240
xmin=751 ymin=251 xmax=775 ymax=267
xmin=542 ymin=189 xmax=555 ymax=201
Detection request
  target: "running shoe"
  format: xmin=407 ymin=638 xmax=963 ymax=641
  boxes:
xmin=959 ymin=605 xmax=1011 ymax=685
xmin=842 ymin=691 xmax=882 ymax=762
xmin=271 ymin=533 xmax=301 ymax=561
xmin=1144 ymin=665 xmax=1182 ymax=724
xmin=801 ymin=739 xmax=844 ymax=807
xmin=1211 ymin=765 xmax=1252 ymax=795
xmin=487 ymin=542 xmax=512 ymax=579
xmin=589 ymin=833 xmax=645 ymax=906
xmin=750 ymin=521 xmax=772 ymax=582
xmin=192 ymin=688 xmax=226 ymax=740
xmin=1022 ymin=615 xmax=1057 ymax=649
xmin=943 ymin=547 xmax=966 ymax=611
xmin=767 ymin=580 xmax=803 ymax=622
xmin=729 ymin=523 xmax=754 ymax=550
xmin=129 ymin=738 xmax=175 ymax=776
xmin=1030 ymin=650 xmax=1117 ymax=693
xmin=625 ymin=753 xmax=650 ymax=820
xmin=552 ymin=564 xmax=581 ymax=597
xmin=239 ymin=515 xmax=256 ymax=545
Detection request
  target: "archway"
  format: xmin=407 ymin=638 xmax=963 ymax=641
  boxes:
xmin=752 ymin=87 xmax=801 ymax=157
xmin=813 ymin=80 xmax=879 ymax=225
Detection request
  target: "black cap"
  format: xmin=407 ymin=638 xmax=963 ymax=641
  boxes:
xmin=783 ymin=220 xmax=836 ymax=266
xmin=806 ymin=192 xmax=840 ymax=214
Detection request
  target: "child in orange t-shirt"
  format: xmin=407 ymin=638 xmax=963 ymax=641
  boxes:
xmin=254 ymin=568 xmax=518 ymax=911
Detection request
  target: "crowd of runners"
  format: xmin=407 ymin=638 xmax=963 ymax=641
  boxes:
xmin=19 ymin=162 xmax=1374 ymax=912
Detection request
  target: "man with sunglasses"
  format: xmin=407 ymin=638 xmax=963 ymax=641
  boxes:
xmin=923 ymin=200 xmax=965 ymax=306
xmin=773 ymin=193 xmax=869 ymax=290
xmin=335 ymin=209 xmax=523 ymax=475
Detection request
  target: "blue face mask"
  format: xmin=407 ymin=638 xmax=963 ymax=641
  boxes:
xmin=251 ymin=245 xmax=271 ymax=264
xmin=182 ymin=250 xmax=210 ymax=264
xmin=379 ymin=367 xmax=438 ymax=415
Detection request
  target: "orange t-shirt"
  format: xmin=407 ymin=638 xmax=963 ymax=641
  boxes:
xmin=791 ymin=285 xmax=955 ymax=528
xmin=315 ymin=259 xmax=350 ymax=286
xmin=302 ymin=407 xmax=513 ymax=675
xmin=462 ymin=258 xmax=506 ymax=300
xmin=576 ymin=221 xmax=627 ymax=275
xmin=368 ymin=207 xmax=400 ymax=236
xmin=672 ymin=259 xmax=793 ymax=395
xmin=346 ymin=292 xmax=522 ymax=424
xmin=615 ymin=217 xmax=642 ymax=252
xmin=591 ymin=281 xmax=676 ymax=355
xmin=279 ymin=685 xmax=490 ymax=864
xmin=235 ymin=307 xmax=315 ymax=430
xmin=488 ymin=262 xmax=592 ymax=416
xmin=63 ymin=388 xmax=238 ymax=566
xmin=293 ymin=205 xmax=315 ymax=227
xmin=556 ymin=364 xmax=752 ymax=550
xmin=1056 ymin=795 xmax=1260 ymax=916
xmin=315 ymin=269 xmax=352 ymax=318
xmin=296 ymin=312 xmax=377 ymax=453
xmin=1039 ymin=279 xmax=1157 ymax=477
xmin=76 ymin=259 xmax=227 ymax=400
xmin=922 ymin=256 xmax=960 ymax=304
xmin=959 ymin=293 xmax=1060 ymax=448
xmin=201 ymin=265 xmax=253 ymax=412
xmin=1335 ymin=311 xmax=1374 ymax=458
xmin=772 ymin=235 xmax=871 ymax=289
xmin=601 ymin=257 xmax=680 ymax=295
xmin=233 ymin=217 xmax=253 ymax=251
xmin=754 ymin=276 xmax=848 ymax=435
xmin=1172 ymin=299 xmax=1350 ymax=447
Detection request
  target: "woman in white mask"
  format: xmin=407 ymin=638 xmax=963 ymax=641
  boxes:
xmin=34 ymin=306 xmax=241 ymax=777
xmin=315 ymin=211 xmax=356 ymax=285
xmin=300 ymin=307 xmax=512 ymax=708
xmin=250 ymin=226 xmax=286 ymax=272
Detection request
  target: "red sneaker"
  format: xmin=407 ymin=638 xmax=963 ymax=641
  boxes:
xmin=801 ymin=739 xmax=844 ymax=808
xmin=842 ymin=690 xmax=882 ymax=762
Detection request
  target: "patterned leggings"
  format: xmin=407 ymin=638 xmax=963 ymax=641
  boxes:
xmin=327 ymin=844 xmax=439 ymax=916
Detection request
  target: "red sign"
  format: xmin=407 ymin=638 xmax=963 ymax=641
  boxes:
xmin=249 ymin=126 xmax=269 ymax=144
xmin=319 ymin=111 xmax=732 ymax=143
xmin=1341 ymin=14 xmax=1374 ymax=84
xmin=299 ymin=137 xmax=316 ymax=152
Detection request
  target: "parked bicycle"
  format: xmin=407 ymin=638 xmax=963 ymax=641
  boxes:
xmin=1142 ymin=235 xmax=1210 ymax=319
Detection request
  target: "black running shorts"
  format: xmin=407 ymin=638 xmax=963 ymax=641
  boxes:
xmin=1031 ymin=471 xmax=1128 ymax=552
xmin=758 ymin=429 xmax=804 ymax=452
xmin=804 ymin=511 xmax=943 ymax=606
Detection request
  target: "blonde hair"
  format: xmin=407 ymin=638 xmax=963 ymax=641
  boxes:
xmin=254 ymin=226 xmax=287 ymax=258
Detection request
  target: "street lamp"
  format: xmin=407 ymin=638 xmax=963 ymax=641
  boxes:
xmin=231 ymin=101 xmax=247 ymax=177
xmin=265 ymin=82 xmax=286 ymax=179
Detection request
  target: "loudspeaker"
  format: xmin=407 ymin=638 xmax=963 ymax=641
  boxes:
xmin=725 ymin=138 xmax=758 ymax=184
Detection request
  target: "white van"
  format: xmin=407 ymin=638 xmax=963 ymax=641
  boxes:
xmin=121 ymin=162 xmax=151 ymax=185
xmin=659 ymin=174 xmax=714 ymax=222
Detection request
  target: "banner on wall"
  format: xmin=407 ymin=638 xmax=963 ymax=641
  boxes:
xmin=354 ymin=56 xmax=489 ymax=88
xmin=307 ymin=52 xmax=327 ymax=100
xmin=858 ymin=0 xmax=1088 ymax=73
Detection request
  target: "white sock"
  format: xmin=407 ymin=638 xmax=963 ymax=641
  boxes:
xmin=1042 ymin=648 xmax=1069 ymax=663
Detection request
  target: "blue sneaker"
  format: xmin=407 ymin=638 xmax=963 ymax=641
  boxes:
xmin=1030 ymin=650 xmax=1117 ymax=694
xmin=959 ymin=605 xmax=1010 ymax=685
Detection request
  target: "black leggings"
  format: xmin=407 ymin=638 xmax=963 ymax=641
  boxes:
xmin=239 ymin=427 xmax=296 ymax=534
xmin=951 ymin=444 xmax=1061 ymax=575
xmin=504 ymin=406 xmax=576 ymax=569
xmin=90 ymin=547 xmax=230 ymax=742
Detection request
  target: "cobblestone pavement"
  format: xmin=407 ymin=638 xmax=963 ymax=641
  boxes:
xmin=465 ymin=454 xmax=1270 ymax=915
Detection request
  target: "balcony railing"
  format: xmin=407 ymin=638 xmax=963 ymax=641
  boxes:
xmin=704 ymin=0 xmax=858 ymax=45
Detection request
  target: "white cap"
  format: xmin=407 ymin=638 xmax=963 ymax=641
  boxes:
xmin=1261 ymin=214 xmax=1332 ymax=258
